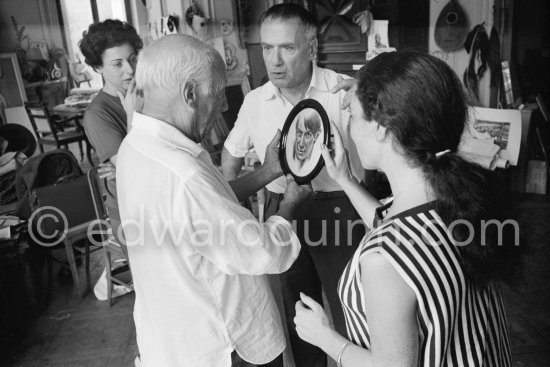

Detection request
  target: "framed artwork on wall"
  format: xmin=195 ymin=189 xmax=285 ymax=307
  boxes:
xmin=0 ymin=53 xmax=27 ymax=108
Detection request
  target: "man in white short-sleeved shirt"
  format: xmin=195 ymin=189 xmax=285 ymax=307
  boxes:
xmin=221 ymin=4 xmax=366 ymax=367
xmin=117 ymin=34 xmax=311 ymax=367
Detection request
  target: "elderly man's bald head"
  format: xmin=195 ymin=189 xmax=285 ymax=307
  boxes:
xmin=136 ymin=34 xmax=226 ymax=98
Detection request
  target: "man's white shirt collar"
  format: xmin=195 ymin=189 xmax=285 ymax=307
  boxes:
xmin=132 ymin=112 xmax=204 ymax=158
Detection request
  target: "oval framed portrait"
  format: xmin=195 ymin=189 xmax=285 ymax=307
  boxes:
xmin=279 ymin=99 xmax=330 ymax=185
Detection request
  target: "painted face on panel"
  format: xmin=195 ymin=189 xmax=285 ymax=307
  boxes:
xmin=260 ymin=18 xmax=315 ymax=91
xmin=96 ymin=43 xmax=137 ymax=95
xmin=294 ymin=114 xmax=320 ymax=162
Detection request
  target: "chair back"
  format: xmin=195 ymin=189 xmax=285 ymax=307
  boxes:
xmin=24 ymin=102 xmax=58 ymax=142
xmin=14 ymin=149 xmax=82 ymax=220
xmin=87 ymin=167 xmax=109 ymax=220
xmin=87 ymin=166 xmax=113 ymax=244
xmin=28 ymin=174 xmax=95 ymax=245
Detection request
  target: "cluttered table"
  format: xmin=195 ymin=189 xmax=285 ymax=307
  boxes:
xmin=51 ymin=103 xmax=87 ymax=117
xmin=51 ymin=90 xmax=98 ymax=118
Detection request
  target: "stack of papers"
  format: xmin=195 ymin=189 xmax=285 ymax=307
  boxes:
xmin=459 ymin=107 xmax=522 ymax=170
xmin=64 ymin=93 xmax=97 ymax=107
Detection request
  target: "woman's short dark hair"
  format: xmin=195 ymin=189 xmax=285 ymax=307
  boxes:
xmin=79 ymin=19 xmax=143 ymax=69
xmin=355 ymin=51 xmax=521 ymax=287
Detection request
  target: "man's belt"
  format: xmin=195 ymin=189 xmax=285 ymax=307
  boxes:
xmin=312 ymin=190 xmax=347 ymax=199
xmin=266 ymin=190 xmax=347 ymax=200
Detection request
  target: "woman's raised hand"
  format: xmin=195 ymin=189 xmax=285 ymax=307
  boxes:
xmin=117 ymin=78 xmax=144 ymax=131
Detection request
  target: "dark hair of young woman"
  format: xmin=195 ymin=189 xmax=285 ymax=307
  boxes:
xmin=355 ymin=51 xmax=522 ymax=288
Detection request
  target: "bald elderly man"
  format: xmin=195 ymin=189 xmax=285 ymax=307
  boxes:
xmin=116 ymin=34 xmax=311 ymax=367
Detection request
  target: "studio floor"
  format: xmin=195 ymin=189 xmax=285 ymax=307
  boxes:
xmin=2 ymin=147 xmax=550 ymax=367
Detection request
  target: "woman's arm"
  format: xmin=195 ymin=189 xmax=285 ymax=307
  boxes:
xmin=294 ymin=252 xmax=418 ymax=367
xmin=354 ymin=253 xmax=419 ymax=367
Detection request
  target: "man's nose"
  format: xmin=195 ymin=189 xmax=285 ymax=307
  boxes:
xmin=270 ymin=49 xmax=283 ymax=66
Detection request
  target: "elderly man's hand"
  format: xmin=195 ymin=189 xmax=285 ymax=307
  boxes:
xmin=263 ymin=129 xmax=283 ymax=178
xmin=330 ymin=75 xmax=356 ymax=110
xmin=282 ymin=174 xmax=312 ymax=206
xmin=98 ymin=162 xmax=116 ymax=180
xmin=275 ymin=175 xmax=311 ymax=221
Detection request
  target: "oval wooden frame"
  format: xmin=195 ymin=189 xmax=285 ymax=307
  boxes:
xmin=279 ymin=99 xmax=330 ymax=185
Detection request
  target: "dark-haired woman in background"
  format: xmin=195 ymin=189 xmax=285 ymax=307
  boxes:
xmin=294 ymin=51 xmax=513 ymax=367
xmin=79 ymin=19 xmax=142 ymax=245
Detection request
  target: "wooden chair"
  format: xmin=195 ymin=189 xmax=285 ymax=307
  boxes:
xmin=29 ymin=174 xmax=102 ymax=297
xmin=24 ymin=102 xmax=92 ymax=164
xmin=87 ymin=166 xmax=132 ymax=306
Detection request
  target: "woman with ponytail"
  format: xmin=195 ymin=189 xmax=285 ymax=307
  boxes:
xmin=293 ymin=51 xmax=514 ymax=367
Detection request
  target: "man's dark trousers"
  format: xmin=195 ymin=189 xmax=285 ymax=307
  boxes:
xmin=264 ymin=190 xmax=365 ymax=367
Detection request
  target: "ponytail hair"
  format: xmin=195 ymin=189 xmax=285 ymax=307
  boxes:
xmin=356 ymin=51 xmax=520 ymax=287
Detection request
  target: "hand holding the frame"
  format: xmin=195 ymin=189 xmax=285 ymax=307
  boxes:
xmin=277 ymin=175 xmax=312 ymax=221
xmin=263 ymin=129 xmax=283 ymax=178
xmin=321 ymin=121 xmax=354 ymax=188
xmin=282 ymin=174 xmax=312 ymax=206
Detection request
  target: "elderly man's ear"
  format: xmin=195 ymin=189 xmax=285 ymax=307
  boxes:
xmin=182 ymin=81 xmax=197 ymax=108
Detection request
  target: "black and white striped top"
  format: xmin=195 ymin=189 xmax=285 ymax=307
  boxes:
xmin=337 ymin=202 xmax=512 ymax=366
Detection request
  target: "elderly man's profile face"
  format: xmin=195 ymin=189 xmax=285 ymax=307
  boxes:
xmin=294 ymin=116 xmax=320 ymax=162
xmin=260 ymin=18 xmax=313 ymax=91
xmin=194 ymin=84 xmax=228 ymax=141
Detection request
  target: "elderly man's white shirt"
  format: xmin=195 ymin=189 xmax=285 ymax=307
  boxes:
xmin=117 ymin=113 xmax=301 ymax=367
xmin=224 ymin=65 xmax=363 ymax=194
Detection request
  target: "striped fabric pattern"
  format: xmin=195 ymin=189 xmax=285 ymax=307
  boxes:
xmin=337 ymin=207 xmax=512 ymax=367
